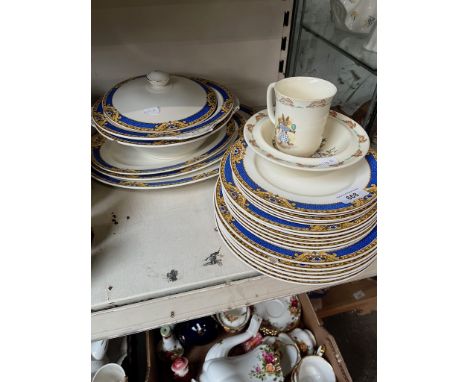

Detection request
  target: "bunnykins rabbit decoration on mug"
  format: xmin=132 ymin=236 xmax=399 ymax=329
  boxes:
xmin=266 ymin=77 xmax=337 ymax=157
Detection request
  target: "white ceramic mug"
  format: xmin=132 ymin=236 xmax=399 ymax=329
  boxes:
xmin=266 ymin=77 xmax=337 ymax=157
xmin=92 ymin=363 xmax=126 ymax=382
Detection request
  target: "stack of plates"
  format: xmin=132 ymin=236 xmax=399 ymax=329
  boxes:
xmin=214 ymin=110 xmax=377 ymax=285
xmin=91 ymin=71 xmax=241 ymax=189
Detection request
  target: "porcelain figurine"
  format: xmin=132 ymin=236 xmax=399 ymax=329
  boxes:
xmin=215 ymin=306 xmax=252 ymax=333
xmin=199 ymin=314 xmax=284 ymax=382
xmin=287 ymin=328 xmax=317 ymax=356
xmin=171 ymin=357 xmax=193 ymax=382
xmin=158 ymin=325 xmax=184 ymax=361
xmin=177 ymin=317 xmax=219 ymax=348
xmin=330 ymin=0 xmax=377 ymax=35
xmin=253 ymin=295 xmax=301 ymax=335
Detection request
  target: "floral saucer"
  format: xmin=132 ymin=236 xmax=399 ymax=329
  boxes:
xmin=253 ymin=296 xmax=301 ymax=335
xmin=244 ymin=110 xmax=369 ymax=171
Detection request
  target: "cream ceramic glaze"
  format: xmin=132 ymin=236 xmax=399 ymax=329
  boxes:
xmin=199 ymin=314 xmax=285 ymax=382
xmin=266 ymin=77 xmax=337 ymax=157
xmin=100 ymin=125 xmax=227 ymax=172
xmin=292 ymin=356 xmax=335 ymax=382
xmin=245 ymin=110 xmax=368 ymax=171
xmin=92 ymin=363 xmax=126 ymax=382
xmin=243 ymin=147 xmax=370 ymax=203
xmin=112 ymin=72 xmax=207 ymax=124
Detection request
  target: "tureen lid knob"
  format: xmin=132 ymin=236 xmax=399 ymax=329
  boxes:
xmin=146 ymin=71 xmax=170 ymax=87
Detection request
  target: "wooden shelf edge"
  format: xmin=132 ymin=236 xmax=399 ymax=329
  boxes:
xmin=92 ymin=262 xmax=376 ymax=340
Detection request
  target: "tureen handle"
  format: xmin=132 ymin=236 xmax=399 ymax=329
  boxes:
xmin=146 ymin=71 xmax=170 ymax=88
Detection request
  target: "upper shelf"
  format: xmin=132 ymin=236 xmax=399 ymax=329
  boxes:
xmin=91 ymin=178 xmax=376 ymax=340
xmin=301 ymin=0 xmax=376 ymax=72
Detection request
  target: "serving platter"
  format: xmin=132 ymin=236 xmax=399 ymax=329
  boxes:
xmin=244 ymin=110 xmax=369 ymax=171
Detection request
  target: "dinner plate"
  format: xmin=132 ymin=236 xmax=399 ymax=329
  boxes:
xmin=217 ymin=209 xmax=377 ymax=274
xmin=92 ymin=162 xmax=219 ymax=190
xmin=216 ymin=216 xmax=376 ymax=284
xmin=103 ymin=77 xmax=236 ymax=138
xmin=214 ymin=182 xmax=377 ymax=264
xmin=92 ymin=119 xmax=236 ymax=175
xmin=215 ymin=193 xmax=377 ymax=273
xmin=224 ymin=199 xmax=376 ymax=251
xmin=234 ymin=186 xmax=376 ymax=224
xmin=218 ymin=180 xmax=376 ymax=256
xmin=225 ymin=205 xmax=376 ymax=252
xmin=219 ymin=224 xmax=377 ymax=278
xmin=244 ymin=109 xmax=369 ymax=171
xmin=223 ymin=186 xmax=377 ymax=241
xmin=220 ymin=151 xmax=376 ymax=235
xmin=230 ymin=139 xmax=377 ymax=215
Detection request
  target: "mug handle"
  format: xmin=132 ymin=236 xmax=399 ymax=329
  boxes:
xmin=266 ymin=82 xmax=276 ymax=124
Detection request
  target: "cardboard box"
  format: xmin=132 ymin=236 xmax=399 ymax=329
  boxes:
xmin=138 ymin=293 xmax=352 ymax=382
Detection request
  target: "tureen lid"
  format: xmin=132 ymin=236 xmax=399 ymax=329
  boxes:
xmin=102 ymin=71 xmax=217 ymax=129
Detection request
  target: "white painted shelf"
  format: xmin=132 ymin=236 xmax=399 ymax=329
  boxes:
xmin=91 ymin=178 xmax=376 ymax=340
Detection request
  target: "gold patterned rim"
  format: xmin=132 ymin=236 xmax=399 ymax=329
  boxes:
xmin=230 ymin=139 xmax=377 ymax=215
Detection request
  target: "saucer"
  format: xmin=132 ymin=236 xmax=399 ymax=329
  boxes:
xmin=244 ymin=110 xmax=369 ymax=171
xmin=253 ymin=295 xmax=301 ymax=335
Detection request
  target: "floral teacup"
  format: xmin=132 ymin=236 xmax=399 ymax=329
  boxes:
xmin=253 ymin=295 xmax=302 ymax=335
xmin=287 ymin=328 xmax=317 ymax=356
